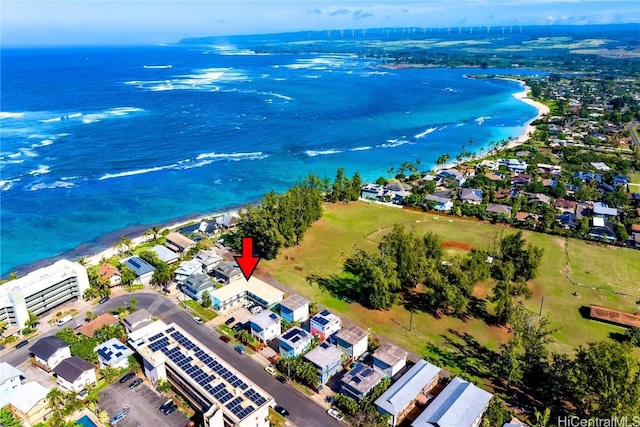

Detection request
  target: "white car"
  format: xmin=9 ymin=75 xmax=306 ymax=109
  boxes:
xmin=264 ymin=365 xmax=277 ymax=376
xmin=250 ymin=305 xmax=263 ymax=314
xmin=193 ymin=317 xmax=203 ymax=324
xmin=327 ymin=409 xmax=343 ymax=422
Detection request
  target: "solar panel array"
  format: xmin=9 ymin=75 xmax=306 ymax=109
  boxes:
xmin=142 ymin=326 xmax=270 ymax=420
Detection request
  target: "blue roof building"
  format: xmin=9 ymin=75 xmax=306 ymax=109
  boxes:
xmin=278 ymin=327 xmax=312 ymax=358
xmin=121 ymin=256 xmax=155 ymax=283
xmin=95 ymin=338 xmax=134 ymax=369
xmin=279 ymin=294 xmax=310 ymax=323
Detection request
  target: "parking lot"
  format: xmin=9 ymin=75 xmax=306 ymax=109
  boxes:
xmin=99 ymin=376 xmax=190 ymax=427
xmin=215 ymin=301 xmax=258 ymax=327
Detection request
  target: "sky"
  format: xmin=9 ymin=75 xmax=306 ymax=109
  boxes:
xmin=1 ymin=0 xmax=639 ymax=46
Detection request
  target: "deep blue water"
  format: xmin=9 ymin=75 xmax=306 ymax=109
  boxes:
xmin=76 ymin=415 xmax=98 ymax=427
xmin=0 ymin=39 xmax=541 ymax=276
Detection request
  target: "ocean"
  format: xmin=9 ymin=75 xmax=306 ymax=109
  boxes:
xmin=0 ymin=36 xmax=542 ymax=276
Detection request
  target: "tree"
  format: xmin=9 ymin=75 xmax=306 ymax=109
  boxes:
xmin=201 ymin=290 xmax=212 ymax=308
xmin=47 ymin=387 xmax=66 ymax=410
xmin=25 ymin=310 xmax=38 ymax=329
xmin=150 ymin=263 xmax=173 ymax=288
xmin=344 ymin=250 xmax=400 ymax=310
xmin=119 ymin=265 xmax=136 ymax=288
xmin=157 ymin=379 xmax=172 ymax=394
xmin=97 ymin=410 xmax=110 ymax=425
xmin=0 ymin=407 xmax=22 ymax=427
xmin=625 ymin=327 xmax=640 ymax=346
xmin=128 ymin=298 xmax=138 ymax=312
xmin=436 ymin=154 xmax=451 ymax=170
xmin=481 ymin=398 xmax=512 ymax=427
xmin=379 ymin=225 xmax=427 ymax=288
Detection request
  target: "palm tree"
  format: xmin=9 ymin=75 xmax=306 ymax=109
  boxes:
xmin=97 ymin=410 xmax=110 ymax=425
xmin=47 ymin=387 xmax=65 ymax=410
xmin=8 ymin=272 xmax=17 ymax=280
xmin=435 ymin=154 xmax=450 ymax=170
xmin=120 ymin=235 xmax=133 ymax=255
xmin=76 ymin=257 xmax=88 ymax=266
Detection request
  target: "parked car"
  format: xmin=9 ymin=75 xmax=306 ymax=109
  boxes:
xmin=327 ymin=409 xmax=344 ymax=422
xmin=264 ymin=365 xmax=277 ymax=376
xmin=15 ymin=340 xmax=29 ymax=349
xmin=220 ymin=335 xmax=231 ymax=343
xmin=225 ymin=317 xmax=236 ymax=325
xmin=110 ymin=410 xmax=127 ymax=425
xmin=232 ymin=322 xmax=245 ymax=332
xmin=119 ymin=373 xmax=135 ymax=384
xmin=274 ymin=406 xmax=290 ymax=417
xmin=164 ymin=404 xmax=177 ymax=415
xmin=193 ymin=317 xmax=203 ymax=325
xmin=250 ymin=305 xmax=263 ymax=314
xmin=242 ymin=301 xmax=253 ymax=309
xmin=276 ymin=375 xmax=287 ymax=383
xmin=159 ymin=399 xmax=173 ymax=412
xmin=234 ymin=345 xmax=245 ymax=354
xmin=129 ymin=378 xmax=143 ymax=388
xmin=99 ymin=296 xmax=110 ymax=304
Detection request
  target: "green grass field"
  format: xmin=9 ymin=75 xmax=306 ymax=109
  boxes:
xmin=263 ymin=202 xmax=640 ymax=371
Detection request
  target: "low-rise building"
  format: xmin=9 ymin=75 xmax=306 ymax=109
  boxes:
xmin=459 ymin=189 xmax=483 ymax=205
xmin=374 ymin=360 xmax=441 ymax=426
xmin=122 ymin=308 xmax=153 ymax=333
xmin=279 ymin=294 xmax=310 ymax=323
xmin=98 ymin=263 xmax=122 ymax=287
xmin=95 ymin=338 xmax=134 ymax=369
xmin=195 ymin=249 xmax=222 ymax=273
xmin=183 ymin=272 xmax=215 ymax=304
xmin=424 ymin=195 xmax=453 ymax=212
xmin=151 ymin=245 xmax=179 ymax=264
xmin=121 ymin=256 xmax=155 ymax=284
xmin=53 ymin=356 xmax=97 ymax=392
xmin=372 ymin=344 xmax=408 ymax=377
xmin=175 ymin=259 xmax=203 ymax=284
xmin=0 ymin=362 xmax=23 ymax=393
xmin=592 ymin=202 xmax=618 ymax=220
xmin=210 ymin=277 xmax=283 ymax=312
xmin=411 ymin=377 xmax=493 ymax=427
xmin=278 ymin=327 xmax=312 ymax=358
xmin=335 ymin=324 xmax=368 ymax=361
xmin=7 ymin=382 xmax=52 ymax=427
xmin=212 ymin=261 xmax=243 ymax=284
xmin=341 ymin=363 xmax=384 ymax=400
xmin=75 ymin=313 xmax=119 ymax=338
xmin=29 ymin=336 xmax=71 ymax=372
xmin=165 ymin=232 xmax=196 ymax=254
xmin=304 ymin=342 xmax=344 ymax=385
xmin=249 ymin=311 xmax=282 ymax=343
xmin=310 ymin=309 xmax=342 ymax=341
xmin=589 ymin=217 xmax=617 ymax=242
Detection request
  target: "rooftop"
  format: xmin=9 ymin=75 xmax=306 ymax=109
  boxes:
xmin=29 ymin=336 xmax=69 ymax=360
xmin=304 ymin=342 xmax=343 ymax=369
xmin=0 ymin=362 xmax=23 ymax=385
xmin=341 ymin=363 xmax=384 ymax=395
xmin=95 ymin=338 xmax=134 ymax=364
xmin=165 ymin=232 xmax=196 ymax=249
xmin=53 ymin=356 xmax=95 ymax=382
xmin=336 ymin=324 xmax=368 ymax=346
xmin=211 ymin=276 xmax=284 ymax=305
xmin=250 ymin=310 xmax=281 ymax=329
xmin=375 ymin=360 xmax=441 ymax=417
xmin=151 ymin=245 xmax=179 ymax=263
xmin=121 ymin=256 xmax=155 ymax=277
xmin=311 ymin=309 xmax=341 ymax=328
xmin=123 ymin=309 xmax=153 ymax=331
xmin=75 ymin=313 xmax=119 ymax=338
xmin=279 ymin=327 xmax=312 ymax=349
xmin=280 ymin=294 xmax=310 ymax=312
xmin=9 ymin=382 xmax=49 ymax=414
xmin=373 ymin=344 xmax=408 ymax=367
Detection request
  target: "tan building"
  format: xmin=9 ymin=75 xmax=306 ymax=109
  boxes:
xmin=8 ymin=382 xmax=52 ymax=426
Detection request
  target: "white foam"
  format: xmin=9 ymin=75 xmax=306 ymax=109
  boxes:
xmin=350 ymin=146 xmax=373 ymax=151
xmin=0 ymin=179 xmax=20 ymax=191
xmin=380 ymin=140 xmax=411 ymax=149
xmin=31 ymin=139 xmax=53 ymax=148
xmin=40 ymin=117 xmax=61 ymax=123
xmin=195 ymin=151 xmax=267 ymax=161
xmin=28 ymin=180 xmax=75 ymax=191
xmin=0 ymin=112 xmax=25 ymax=119
xmin=304 ymin=149 xmax=342 ymax=157
xmin=28 ymin=165 xmax=51 ymax=176
xmin=455 ymin=122 xmax=465 ymax=128
xmin=143 ymin=65 xmax=172 ymax=69
xmin=20 ymin=148 xmax=38 ymax=158
xmin=66 ymin=113 xmax=83 ymax=119
xmin=414 ymin=127 xmax=437 ymax=139
xmin=475 ymin=116 xmax=491 ymax=125
xmin=99 ymin=165 xmax=171 ymax=180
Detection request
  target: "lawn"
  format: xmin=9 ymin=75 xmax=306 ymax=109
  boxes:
xmin=262 ymin=201 xmax=640 ymax=368
xmin=184 ymin=300 xmax=218 ymax=321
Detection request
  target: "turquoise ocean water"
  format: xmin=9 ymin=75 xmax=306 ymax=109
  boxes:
xmin=0 ymin=35 xmax=542 ymax=275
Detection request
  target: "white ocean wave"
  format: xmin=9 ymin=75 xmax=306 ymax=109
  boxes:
xmin=99 ymin=165 xmax=171 ymax=180
xmin=272 ymin=78 xmax=287 ymax=81
xmin=304 ymin=149 xmax=343 ymax=157
xmin=143 ymin=65 xmax=172 ymax=69
xmin=2 ymin=159 xmax=25 ymax=165
xmin=31 ymin=139 xmax=53 ymax=148
xmin=28 ymin=180 xmax=75 ymax=191
xmin=195 ymin=151 xmax=267 ymax=161
xmin=475 ymin=116 xmax=491 ymax=125
xmin=28 ymin=165 xmax=51 ymax=176
xmin=20 ymin=148 xmax=38 ymax=158
xmin=414 ymin=127 xmax=437 ymax=139
xmin=0 ymin=112 xmax=25 ymax=120
xmin=380 ymin=140 xmax=412 ymax=149
xmin=303 ymin=75 xmax=322 ymax=79
xmin=40 ymin=117 xmax=61 ymax=123
xmin=455 ymin=122 xmax=465 ymax=128
xmin=350 ymin=146 xmax=373 ymax=152
xmin=0 ymin=179 xmax=20 ymax=191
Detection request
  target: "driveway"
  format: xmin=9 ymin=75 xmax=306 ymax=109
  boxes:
xmin=99 ymin=377 xmax=189 ymax=427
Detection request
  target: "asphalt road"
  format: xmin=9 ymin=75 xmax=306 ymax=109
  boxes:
xmin=6 ymin=293 xmax=342 ymax=427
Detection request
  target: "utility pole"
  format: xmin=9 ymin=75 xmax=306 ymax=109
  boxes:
xmin=539 ymin=296 xmax=545 ymax=316
xmin=409 ymin=310 xmax=413 ymax=332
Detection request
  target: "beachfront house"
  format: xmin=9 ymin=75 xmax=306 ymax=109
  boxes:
xmin=150 ymin=244 xmax=179 ymax=264
xmin=361 ymin=183 xmax=385 ymax=201
xmin=121 ymin=256 xmax=155 ymax=284
xmin=164 ymin=232 xmax=195 ymax=254
xmin=98 ymin=263 xmax=121 ymax=287
xmin=278 ymin=327 xmax=312 ymax=358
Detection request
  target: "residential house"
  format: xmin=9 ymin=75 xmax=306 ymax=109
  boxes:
xmin=554 ymin=199 xmax=577 ymax=214
xmin=335 ymin=324 xmax=368 ymax=361
xmin=589 ymin=217 xmax=617 ymax=243
xmin=249 ymin=311 xmax=282 ymax=343
xmin=95 ymin=338 xmax=134 ymax=369
xmin=590 ymin=162 xmax=611 ymax=171
xmin=183 ymin=272 xmax=215 ymax=304
xmin=424 ymin=195 xmax=453 ymax=212
xmin=0 ymin=362 xmax=23 ymax=393
xmin=53 ymin=356 xmax=97 ymax=392
xmin=361 ymin=183 xmax=385 ymax=201
xmin=576 ymin=202 xmax=592 ymax=220
xmin=210 ymin=277 xmax=283 ymax=312
xmin=198 ymin=219 xmax=218 ymax=235
xmin=514 ymin=212 xmax=540 ymax=226
xmin=485 ymin=203 xmax=512 ymax=217
xmin=592 ymin=202 xmax=618 ymax=220
xmin=525 ymin=193 xmax=552 ymax=205
xmin=537 ymin=163 xmax=562 ymax=176
xmin=556 ymin=212 xmax=578 ymax=230
xmin=476 ymin=160 xmax=498 ymax=171
xmin=279 ymin=294 xmax=310 ymax=323
xmin=194 ymin=249 xmax=222 ymax=273
xmin=212 ymin=261 xmax=243 ymax=284
xmin=412 ymin=377 xmax=493 ymax=427
xmin=29 ymin=336 xmax=71 ymax=372
xmin=498 ymin=159 xmax=527 ymax=173
xmin=215 ymin=214 xmax=240 ymax=230
xmin=98 ymin=263 xmax=121 ymax=287
xmin=372 ymin=344 xmax=408 ymax=378
xmin=436 ymin=169 xmax=466 ymax=187
xmin=122 ymin=308 xmax=153 ymax=333
xmin=494 ymin=188 xmax=512 ymax=201
xmin=484 ymin=172 xmax=504 ymax=182
xmin=75 ymin=313 xmax=119 ymax=338
xmin=164 ymin=232 xmax=195 ymax=254
xmin=459 ymin=189 xmax=483 ymax=205
xmin=310 ymin=309 xmax=342 ymax=341
xmin=279 ymin=327 xmax=312 ymax=358
xmin=384 ymin=183 xmax=412 ymax=204
xmin=573 ymin=171 xmax=602 ymax=184
xmin=7 ymin=382 xmax=52 ymax=427
xmin=341 ymin=363 xmax=385 ymax=400
xmin=374 ymin=360 xmax=441 ymax=426
xmin=174 ymin=259 xmax=202 ymax=284
xmin=508 ymin=174 xmax=532 ymax=186
xmin=121 ymin=256 xmax=155 ymax=284
xmin=150 ymin=245 xmax=179 ymax=264
xmin=631 ymin=224 xmax=640 ymax=242
xmin=613 ymin=174 xmax=629 ymax=187
xmin=303 ymin=342 xmax=344 ymax=385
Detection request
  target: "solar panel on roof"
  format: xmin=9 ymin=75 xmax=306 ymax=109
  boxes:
xmin=362 ymin=368 xmax=372 ymax=377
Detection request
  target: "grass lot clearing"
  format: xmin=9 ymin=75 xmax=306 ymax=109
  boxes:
xmin=628 ymin=170 xmax=640 ymax=185
xmin=184 ymin=300 xmax=217 ymax=321
xmin=262 ymin=202 xmax=640 ymax=367
xmin=268 ymin=408 xmax=287 ymax=427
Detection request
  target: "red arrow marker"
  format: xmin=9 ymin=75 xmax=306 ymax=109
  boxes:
xmin=234 ymin=237 xmax=261 ymax=281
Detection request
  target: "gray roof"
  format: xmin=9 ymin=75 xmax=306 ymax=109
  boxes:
xmin=373 ymin=344 xmax=408 ymax=367
xmin=29 ymin=336 xmax=69 ymax=360
xmin=95 ymin=338 xmax=134 ymax=365
xmin=184 ymin=272 xmax=214 ymax=293
xmin=411 ymin=376 xmax=493 ymax=427
xmin=213 ymin=261 xmax=241 ymax=279
xmin=123 ymin=309 xmax=152 ymax=331
xmin=486 ymin=203 xmax=512 ymax=215
xmin=459 ymin=188 xmax=483 ymax=201
xmin=8 ymin=382 xmax=48 ymax=414
xmin=336 ymin=324 xmax=368 ymax=346
xmin=341 ymin=363 xmax=384 ymax=395
xmin=280 ymin=294 xmax=310 ymax=312
xmin=250 ymin=310 xmax=281 ymax=329
xmin=122 ymin=256 xmax=155 ymax=277
xmin=424 ymin=195 xmax=451 ymax=204
xmin=195 ymin=249 xmax=222 ymax=267
xmin=53 ymin=356 xmax=95 ymax=382
xmin=304 ymin=342 xmax=343 ymax=369
xmin=0 ymin=362 xmax=23 ymax=385
xmin=375 ymin=360 xmax=441 ymax=416
xmin=150 ymin=245 xmax=178 ymax=263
